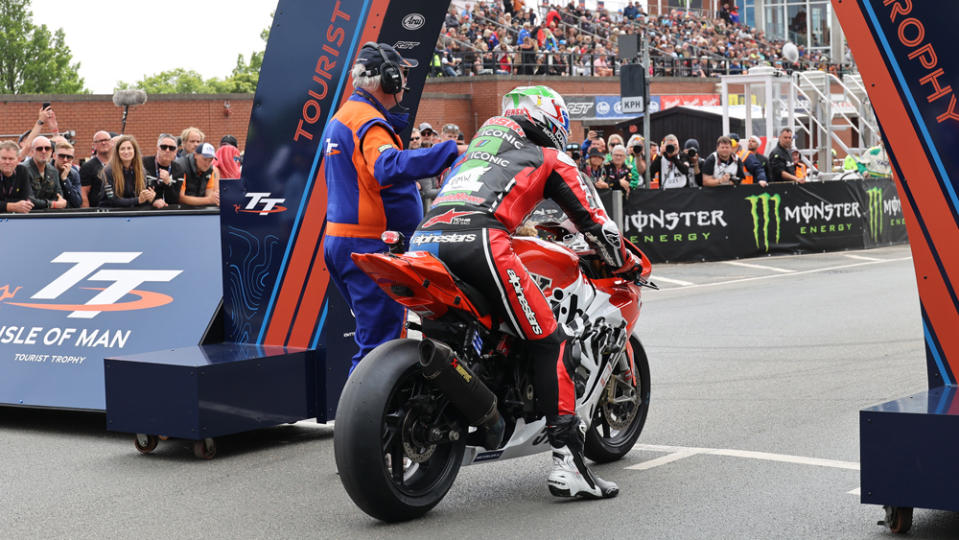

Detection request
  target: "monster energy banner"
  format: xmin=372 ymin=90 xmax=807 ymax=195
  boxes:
xmin=615 ymin=178 xmax=906 ymax=262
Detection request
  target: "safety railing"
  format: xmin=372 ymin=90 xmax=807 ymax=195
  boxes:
xmin=430 ymin=50 xmax=848 ymax=79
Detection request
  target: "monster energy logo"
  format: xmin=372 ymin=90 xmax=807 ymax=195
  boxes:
xmin=746 ymin=193 xmax=781 ymax=252
xmin=866 ymin=187 xmax=883 ymax=242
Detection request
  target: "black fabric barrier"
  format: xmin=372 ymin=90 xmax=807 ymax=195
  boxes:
xmin=532 ymin=178 xmax=907 ymax=263
xmin=621 ymin=178 xmax=907 ymax=262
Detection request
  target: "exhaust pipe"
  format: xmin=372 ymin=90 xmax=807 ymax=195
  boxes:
xmin=419 ymin=339 xmax=505 ymax=450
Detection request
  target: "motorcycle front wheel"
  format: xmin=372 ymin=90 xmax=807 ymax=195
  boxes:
xmin=585 ymin=337 xmax=651 ymax=463
xmin=334 ymin=339 xmax=466 ymax=522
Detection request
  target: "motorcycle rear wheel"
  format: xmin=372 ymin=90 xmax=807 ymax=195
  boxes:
xmin=334 ymin=339 xmax=466 ymax=522
xmin=585 ymin=337 xmax=651 ymax=463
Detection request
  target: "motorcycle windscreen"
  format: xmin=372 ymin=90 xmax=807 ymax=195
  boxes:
xmin=527 ymin=170 xmax=608 ymax=227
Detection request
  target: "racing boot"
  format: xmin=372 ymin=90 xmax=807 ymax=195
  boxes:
xmin=546 ymin=415 xmax=619 ymax=499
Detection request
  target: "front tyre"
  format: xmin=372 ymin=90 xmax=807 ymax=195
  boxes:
xmin=585 ymin=337 xmax=650 ymax=463
xmin=334 ymin=339 xmax=466 ymax=522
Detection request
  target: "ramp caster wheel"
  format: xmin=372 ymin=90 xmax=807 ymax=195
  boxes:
xmin=193 ymin=438 xmax=217 ymax=459
xmin=882 ymin=506 xmax=913 ymax=534
xmin=134 ymin=434 xmax=159 ymax=454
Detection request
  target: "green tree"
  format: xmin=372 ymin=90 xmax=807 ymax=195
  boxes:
xmin=116 ymin=20 xmax=269 ymax=94
xmin=0 ymin=0 xmax=87 ymax=93
xmin=117 ymin=68 xmax=216 ymax=94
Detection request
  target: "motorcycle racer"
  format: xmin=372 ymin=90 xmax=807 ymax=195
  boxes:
xmin=408 ymin=86 xmax=641 ymax=500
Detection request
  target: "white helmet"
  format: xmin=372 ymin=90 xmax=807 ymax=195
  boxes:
xmin=501 ymin=85 xmax=570 ymax=151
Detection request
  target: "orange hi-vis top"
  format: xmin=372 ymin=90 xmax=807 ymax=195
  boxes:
xmin=741 ymin=150 xmax=755 ymax=184
xmin=325 ymin=98 xmax=403 ymax=239
xmin=323 ymin=91 xmax=459 ymax=239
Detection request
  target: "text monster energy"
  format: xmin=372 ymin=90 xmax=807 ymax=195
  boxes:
xmin=866 ymin=187 xmax=883 ymax=242
xmin=745 ymin=193 xmax=781 ymax=252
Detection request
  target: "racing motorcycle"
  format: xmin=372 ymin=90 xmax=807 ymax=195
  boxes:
xmin=334 ymin=200 xmax=655 ymax=523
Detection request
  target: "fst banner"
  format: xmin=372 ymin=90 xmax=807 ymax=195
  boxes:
xmin=567 ymin=95 xmax=663 ymax=120
xmin=614 ymin=178 xmax=906 ymax=262
xmin=0 ymin=214 xmax=222 ymax=410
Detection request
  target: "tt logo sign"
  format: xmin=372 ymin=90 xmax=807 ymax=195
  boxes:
xmin=235 ymin=192 xmax=288 ymax=215
xmin=6 ymin=252 xmax=181 ymax=319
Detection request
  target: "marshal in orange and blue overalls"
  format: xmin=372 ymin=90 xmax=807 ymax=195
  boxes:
xmin=323 ymin=83 xmax=458 ymax=372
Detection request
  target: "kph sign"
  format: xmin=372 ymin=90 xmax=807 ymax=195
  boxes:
xmin=621 ymin=96 xmax=645 ymax=114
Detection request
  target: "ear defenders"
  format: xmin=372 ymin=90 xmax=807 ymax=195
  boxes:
xmin=361 ymin=42 xmax=404 ymax=95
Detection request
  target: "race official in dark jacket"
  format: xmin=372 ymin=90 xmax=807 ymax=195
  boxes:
xmin=768 ymin=128 xmax=803 ymax=183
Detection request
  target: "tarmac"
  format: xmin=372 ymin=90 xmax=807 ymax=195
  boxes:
xmin=3 ymin=244 xmax=953 ymax=539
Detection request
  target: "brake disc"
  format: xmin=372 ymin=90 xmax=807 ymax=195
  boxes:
xmin=401 ymin=409 xmax=436 ymax=463
xmin=601 ymin=373 xmax=638 ymax=430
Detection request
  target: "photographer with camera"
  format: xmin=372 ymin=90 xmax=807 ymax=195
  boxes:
xmin=649 ymin=134 xmax=690 ymax=189
xmin=625 ymin=135 xmax=646 ymax=187
xmin=565 ymin=143 xmax=582 ymax=166
xmin=702 ymin=135 xmax=746 ymax=187
xmin=683 ymin=138 xmax=702 ymax=186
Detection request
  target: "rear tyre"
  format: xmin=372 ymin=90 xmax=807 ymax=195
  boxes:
xmin=585 ymin=337 xmax=650 ymax=463
xmin=334 ymin=339 xmax=466 ymax=522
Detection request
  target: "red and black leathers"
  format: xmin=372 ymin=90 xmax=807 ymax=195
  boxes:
xmin=409 ymin=115 xmax=636 ymax=419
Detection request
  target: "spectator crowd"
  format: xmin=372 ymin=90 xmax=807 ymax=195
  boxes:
xmin=1 ymin=0 xmax=844 ymax=215
xmin=0 ymin=104 xmax=242 ymax=214
xmin=406 ymin=120 xmax=812 ymax=215
xmin=569 ymin=126 xmax=810 ymax=197
xmin=430 ymin=1 xmax=841 ymax=78
xmin=0 ymin=102 xmax=818 ymax=216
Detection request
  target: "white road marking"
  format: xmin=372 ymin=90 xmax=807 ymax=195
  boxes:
xmin=656 ymin=257 xmax=913 ymax=293
xmin=628 ymin=443 xmax=860 ymax=471
xmin=848 ymin=487 xmax=861 ymax=495
xmin=722 ymin=260 xmax=794 ymax=273
xmin=293 ymin=419 xmax=333 ymax=429
xmin=628 ymin=449 xmax=701 ymax=470
xmin=650 ymin=275 xmax=695 ymax=287
xmin=843 ymin=254 xmax=884 ymax=262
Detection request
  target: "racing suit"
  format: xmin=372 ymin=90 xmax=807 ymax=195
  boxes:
xmin=408 ymin=116 xmax=635 ymax=419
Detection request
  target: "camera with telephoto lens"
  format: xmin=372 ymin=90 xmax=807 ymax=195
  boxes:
xmin=685 ymin=147 xmax=697 ymax=159
xmin=664 ymin=143 xmax=677 ymax=155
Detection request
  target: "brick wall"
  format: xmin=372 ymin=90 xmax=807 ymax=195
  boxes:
xmin=0 ymin=94 xmax=253 ymax=156
xmin=0 ymin=77 xmax=718 ymax=154
xmin=417 ymin=75 xmax=718 ymax=141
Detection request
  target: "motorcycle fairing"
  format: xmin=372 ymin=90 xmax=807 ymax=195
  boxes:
xmin=351 ymin=251 xmax=494 ymax=329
